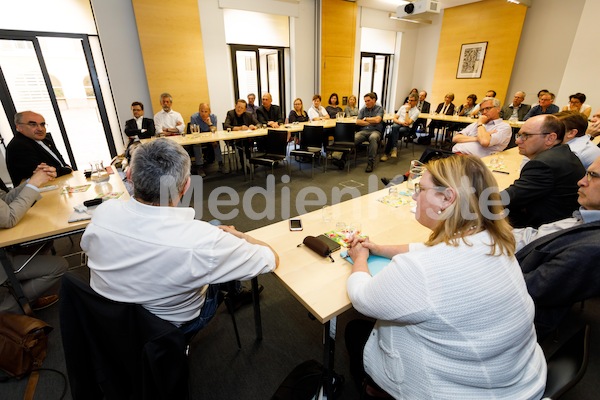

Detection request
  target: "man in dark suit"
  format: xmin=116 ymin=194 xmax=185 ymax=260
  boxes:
xmin=7 ymin=111 xmax=73 ymax=185
xmin=426 ymin=92 xmax=456 ymax=143
xmin=503 ymin=114 xmax=585 ymax=228
xmin=413 ymin=90 xmax=431 ymax=133
xmin=124 ymin=101 xmax=155 ymax=144
xmin=514 ymin=155 xmax=600 ymax=338
xmin=256 ymin=93 xmax=283 ymax=128
xmin=499 ymin=91 xmax=531 ymax=121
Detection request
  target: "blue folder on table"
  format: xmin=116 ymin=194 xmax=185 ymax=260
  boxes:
xmin=340 ymin=251 xmax=391 ymax=276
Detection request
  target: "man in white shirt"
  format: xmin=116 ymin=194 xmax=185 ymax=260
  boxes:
xmin=153 ymin=93 xmax=184 ymax=136
xmin=81 ymin=139 xmax=279 ymax=338
xmin=452 ymin=97 xmax=511 ymax=158
xmin=381 ymin=93 xmax=419 ymax=161
xmin=555 ymin=111 xmax=600 ymax=169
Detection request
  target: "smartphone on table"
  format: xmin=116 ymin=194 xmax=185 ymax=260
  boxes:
xmin=289 ymin=218 xmax=303 ymax=231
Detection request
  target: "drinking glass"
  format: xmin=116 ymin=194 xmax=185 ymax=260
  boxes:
xmin=347 ymin=222 xmax=361 ymax=240
xmin=90 ymin=160 xmax=109 ymax=183
xmin=322 ymin=205 xmax=332 ymax=222
xmin=406 ymin=160 xmax=424 ymax=192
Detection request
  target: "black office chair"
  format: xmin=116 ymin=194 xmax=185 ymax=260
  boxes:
xmin=289 ymin=125 xmax=325 ymax=178
xmin=542 ymin=324 xmax=591 ymax=399
xmin=249 ymin=129 xmax=289 ymax=179
xmin=325 ymin=122 xmax=356 ymax=173
xmin=59 ymin=273 xmax=190 ymax=399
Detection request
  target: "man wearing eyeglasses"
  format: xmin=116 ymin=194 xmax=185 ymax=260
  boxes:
xmin=7 ymin=111 xmax=73 ymax=185
xmin=512 ymin=155 xmax=600 ymax=339
xmin=523 ymin=91 xmax=559 ymax=121
xmin=451 ymin=97 xmax=511 ymax=158
xmin=502 ymin=114 xmax=585 ymax=229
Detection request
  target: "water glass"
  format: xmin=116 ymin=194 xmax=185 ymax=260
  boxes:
xmin=322 ymin=205 xmax=332 ymax=222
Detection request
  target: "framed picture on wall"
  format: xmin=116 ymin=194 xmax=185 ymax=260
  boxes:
xmin=456 ymin=42 xmax=487 ymax=79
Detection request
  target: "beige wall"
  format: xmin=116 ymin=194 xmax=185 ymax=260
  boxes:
xmin=321 ymin=0 xmax=356 ymax=105
xmin=430 ymin=0 xmax=527 ymax=108
xmin=132 ymin=0 xmax=209 ymax=122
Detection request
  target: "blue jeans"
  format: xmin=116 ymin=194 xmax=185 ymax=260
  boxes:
xmin=385 ymin=124 xmax=410 ymax=154
xmin=179 ymin=283 xmax=221 ymax=341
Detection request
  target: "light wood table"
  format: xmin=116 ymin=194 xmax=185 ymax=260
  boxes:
xmin=419 ymin=113 xmax=525 ymax=129
xmin=0 ymin=170 xmax=129 ymax=313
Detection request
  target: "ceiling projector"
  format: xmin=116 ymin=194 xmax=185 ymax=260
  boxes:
xmin=396 ymin=0 xmax=441 ymax=19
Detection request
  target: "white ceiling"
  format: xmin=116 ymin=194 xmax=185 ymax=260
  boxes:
xmin=355 ymin=0 xmax=482 ymax=13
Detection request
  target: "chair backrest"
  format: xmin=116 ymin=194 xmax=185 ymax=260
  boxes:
xmin=264 ymin=129 xmax=289 ymax=156
xmin=333 ymin=122 xmax=356 ymax=143
xmin=59 ymin=273 xmax=188 ymax=400
xmin=300 ymin=125 xmax=325 ymax=149
xmin=543 ymin=324 xmax=590 ymax=399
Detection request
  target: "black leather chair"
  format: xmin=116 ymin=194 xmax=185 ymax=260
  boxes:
xmin=59 ymin=273 xmax=190 ymax=399
xmin=542 ymin=324 xmax=591 ymax=399
xmin=249 ymin=129 xmax=289 ymax=179
xmin=289 ymin=125 xmax=325 ymax=178
xmin=325 ymin=122 xmax=356 ymax=173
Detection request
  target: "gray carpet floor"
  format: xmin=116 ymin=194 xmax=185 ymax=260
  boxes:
xmin=1 ymin=142 xmax=599 ymax=399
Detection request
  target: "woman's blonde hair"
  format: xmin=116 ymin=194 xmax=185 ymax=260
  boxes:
xmin=424 ymin=155 xmax=515 ymax=257
xmin=293 ymin=98 xmax=304 ymax=114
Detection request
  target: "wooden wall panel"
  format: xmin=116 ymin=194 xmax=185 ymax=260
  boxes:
xmin=321 ymin=0 xmax=356 ymax=104
xmin=132 ymin=0 xmax=209 ymax=121
xmin=431 ymin=0 xmax=527 ymax=108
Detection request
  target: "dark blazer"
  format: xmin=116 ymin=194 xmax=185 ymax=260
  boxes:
xmin=6 ymin=132 xmax=72 ymax=185
xmin=517 ymin=221 xmax=600 ymax=338
xmin=413 ymin=101 xmax=431 ymax=131
xmin=503 ymin=145 xmax=585 ymax=229
xmin=499 ymin=103 xmax=531 ymax=121
xmin=223 ymin=110 xmax=259 ymax=130
xmin=434 ymin=102 xmax=455 ymax=116
xmin=256 ymin=105 xmax=284 ymax=125
xmin=124 ymin=117 xmax=155 ymax=139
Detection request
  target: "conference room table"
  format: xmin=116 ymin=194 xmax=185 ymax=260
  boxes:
xmin=141 ymin=117 xmax=362 ymax=179
xmin=0 ymin=170 xmax=129 ymax=314
xmin=247 ymin=145 xmax=524 ymax=398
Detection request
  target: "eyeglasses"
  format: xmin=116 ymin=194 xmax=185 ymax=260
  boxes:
xmin=17 ymin=121 xmax=47 ymax=129
xmin=480 ymin=106 xmax=494 ymax=112
xmin=585 ymin=170 xmax=600 ymax=182
xmin=514 ymin=132 xmax=550 ymax=141
xmin=414 ymin=183 xmax=444 ymax=195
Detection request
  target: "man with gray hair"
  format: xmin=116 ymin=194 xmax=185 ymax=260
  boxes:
xmin=154 ymin=92 xmax=184 ymax=136
xmin=500 ymin=91 xmax=530 ymax=121
xmin=81 ymin=139 xmax=278 ymax=338
xmin=451 ymin=97 xmax=511 ymax=158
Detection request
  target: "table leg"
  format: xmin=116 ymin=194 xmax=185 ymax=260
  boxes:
xmin=251 ymin=276 xmax=262 ymax=340
xmin=322 ymin=317 xmax=337 ymax=399
xmin=0 ymin=248 xmax=33 ymax=315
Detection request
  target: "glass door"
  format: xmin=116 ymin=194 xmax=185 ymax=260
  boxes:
xmin=0 ymin=32 xmax=116 ymax=176
xmin=231 ymin=45 xmax=285 ymax=111
xmin=358 ymin=53 xmax=391 ymax=110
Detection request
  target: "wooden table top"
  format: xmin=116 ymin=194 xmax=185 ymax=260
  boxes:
xmin=419 ymin=112 xmax=525 ymax=129
xmin=0 ymin=171 xmax=129 ymax=247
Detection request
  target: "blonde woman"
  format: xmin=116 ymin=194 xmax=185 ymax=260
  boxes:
xmin=345 ymin=156 xmax=546 ymax=400
xmin=287 ymin=98 xmax=309 ymax=123
xmin=344 ymin=95 xmax=359 ymax=117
